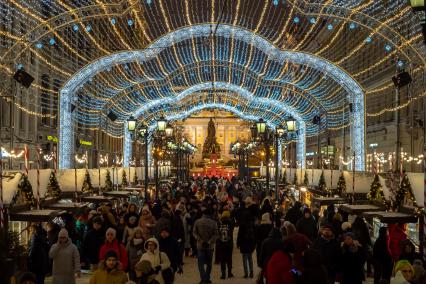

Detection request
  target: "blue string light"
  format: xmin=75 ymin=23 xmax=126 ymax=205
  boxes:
xmin=349 ymin=23 xmax=356 ymax=29
xmin=365 ymin=36 xmax=372 ymax=43
xmin=146 ymin=0 xmax=152 ymax=4
xmin=273 ymin=0 xmax=279 ymax=6
xmin=385 ymin=44 xmax=392 ymax=52
xmin=397 ymin=60 xmax=404 ymax=67
xmin=309 ymin=18 xmax=316 ymax=24
xmin=17 ymin=63 xmax=24 ymax=70
xmin=293 ymin=17 xmax=300 ymax=24
xmin=327 ymin=24 xmax=333 ymax=30
xmin=86 ymin=25 xmax=92 ymax=32
xmin=35 ymin=43 xmax=43 ymax=49
xmin=127 ymin=19 xmax=134 ymax=26
xmin=111 ymin=18 xmax=116 ymax=25
xmin=72 ymin=24 xmax=79 ymax=32
xmin=49 ymin=38 xmax=56 ymax=45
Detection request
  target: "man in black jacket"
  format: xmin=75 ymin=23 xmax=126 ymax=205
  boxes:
xmin=158 ymin=228 xmax=182 ymax=274
xmin=82 ymin=217 xmax=105 ymax=271
xmin=314 ymin=224 xmax=341 ymax=284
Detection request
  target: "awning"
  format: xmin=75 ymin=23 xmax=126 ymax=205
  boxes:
xmin=9 ymin=209 xmax=66 ymax=222
xmin=339 ymin=204 xmax=384 ymax=215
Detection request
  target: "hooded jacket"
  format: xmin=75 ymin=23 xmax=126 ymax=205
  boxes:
xmin=139 ymin=207 xmax=157 ymax=240
xmin=89 ymin=261 xmax=128 ymax=284
xmin=99 ymin=239 xmax=128 ymax=271
xmin=140 ymin=238 xmax=171 ymax=284
xmin=49 ymin=229 xmax=81 ymax=284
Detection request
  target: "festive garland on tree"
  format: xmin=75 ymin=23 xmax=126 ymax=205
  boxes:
xmin=303 ymin=171 xmax=309 ymax=186
xmin=47 ymin=170 xmax=61 ymax=198
xmin=317 ymin=171 xmax=327 ymax=193
xmin=395 ymin=173 xmax=416 ymax=210
xmin=17 ymin=173 xmax=36 ymax=207
xmin=122 ymin=169 xmax=128 ymax=187
xmin=335 ymin=172 xmax=346 ymax=196
xmin=104 ymin=169 xmax=113 ymax=192
xmin=367 ymin=174 xmax=387 ymax=207
xmin=282 ymin=170 xmax=288 ymax=185
xmin=81 ymin=170 xmax=94 ymax=193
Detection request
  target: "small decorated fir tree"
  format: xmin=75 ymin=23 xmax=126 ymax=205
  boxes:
xmin=282 ymin=170 xmax=288 ymax=185
xmin=47 ymin=171 xmax=61 ymax=198
xmin=335 ymin=172 xmax=346 ymax=195
xmin=122 ymin=169 xmax=128 ymax=187
xmin=104 ymin=169 xmax=113 ymax=192
xmin=395 ymin=173 xmax=416 ymax=210
xmin=293 ymin=172 xmax=298 ymax=185
xmin=367 ymin=174 xmax=387 ymax=206
xmin=318 ymin=171 xmax=327 ymax=193
xmin=134 ymin=171 xmax=139 ymax=185
xmin=81 ymin=170 xmax=94 ymax=193
xmin=17 ymin=174 xmax=35 ymax=207
xmin=303 ymin=171 xmax=309 ymax=186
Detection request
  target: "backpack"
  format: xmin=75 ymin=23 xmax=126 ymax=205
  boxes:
xmin=219 ymin=222 xmax=230 ymax=243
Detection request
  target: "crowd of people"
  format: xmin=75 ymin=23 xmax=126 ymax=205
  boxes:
xmin=13 ymin=176 xmax=426 ymax=284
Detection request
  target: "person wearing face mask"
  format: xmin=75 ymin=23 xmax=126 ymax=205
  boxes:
xmin=48 ymin=228 xmax=81 ymax=284
xmin=127 ymin=227 xmax=146 ymax=281
xmin=140 ymin=238 xmax=171 ymax=284
xmin=99 ymin=227 xmax=128 ymax=271
xmin=89 ymin=250 xmax=127 ymax=284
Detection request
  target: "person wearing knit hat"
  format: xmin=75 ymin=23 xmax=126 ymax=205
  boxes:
xmin=99 ymin=227 xmax=129 ymax=271
xmin=49 ymin=228 xmax=81 ymax=284
xmin=89 ymin=250 xmax=127 ymax=284
xmin=392 ymin=260 xmax=414 ymax=284
xmin=126 ymin=227 xmax=145 ymax=281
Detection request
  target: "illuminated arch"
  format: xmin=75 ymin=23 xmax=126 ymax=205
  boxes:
xmin=60 ymin=24 xmax=365 ymax=170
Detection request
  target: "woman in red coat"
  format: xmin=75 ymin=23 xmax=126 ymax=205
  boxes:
xmin=99 ymin=227 xmax=128 ymax=271
xmin=388 ymin=223 xmax=407 ymax=262
xmin=265 ymin=240 xmax=295 ymax=284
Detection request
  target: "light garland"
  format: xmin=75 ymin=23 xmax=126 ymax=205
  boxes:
xmin=99 ymin=154 xmax=109 ymax=166
xmin=74 ymin=153 xmax=88 ymax=164
xmin=1 ymin=147 xmax=25 ymax=158
xmin=43 ymin=152 xmax=55 ymax=162
xmin=339 ymin=156 xmax=354 ymax=166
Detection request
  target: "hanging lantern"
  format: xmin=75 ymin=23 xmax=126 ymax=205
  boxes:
xmin=286 ymin=119 xmax=297 ymax=132
xmin=256 ymin=118 xmax=266 ymax=135
xmin=157 ymin=116 xmax=167 ymax=132
xmin=127 ymin=116 xmax=136 ymax=131
xmin=165 ymin=124 xmax=174 ymax=138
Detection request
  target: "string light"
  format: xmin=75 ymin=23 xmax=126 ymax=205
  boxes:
xmin=99 ymin=154 xmax=109 ymax=166
xmin=75 ymin=153 xmax=88 ymax=164
xmin=43 ymin=152 xmax=55 ymax=162
xmin=1 ymin=147 xmax=25 ymax=158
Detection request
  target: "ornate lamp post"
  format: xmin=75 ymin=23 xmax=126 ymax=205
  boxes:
xmin=139 ymin=124 xmax=149 ymax=201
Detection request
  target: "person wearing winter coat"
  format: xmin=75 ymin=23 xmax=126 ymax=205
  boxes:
xmin=388 ymin=223 xmax=407 ymax=262
xmin=82 ymin=216 xmax=105 ymax=271
xmin=158 ymin=227 xmax=181 ymax=274
xmin=89 ymin=250 xmax=127 ymax=284
xmin=127 ymin=227 xmax=146 ymax=281
xmin=296 ymin=207 xmax=318 ymax=241
xmin=48 ymin=228 xmax=81 ymax=284
xmin=259 ymin=227 xmax=283 ymax=270
xmin=372 ymin=227 xmax=393 ymax=284
xmin=265 ymin=240 xmax=295 ymax=284
xmin=28 ymin=224 xmax=49 ymax=284
xmin=284 ymin=221 xmax=312 ymax=270
xmin=339 ymin=233 xmax=366 ymax=284
xmin=122 ymin=215 xmax=139 ymax=244
xmin=237 ymin=207 xmax=256 ymax=278
xmin=134 ymin=260 xmax=161 ymax=284
xmin=153 ymin=209 xmax=172 ymax=239
xmin=299 ymin=248 xmax=328 ymax=284
xmin=313 ymin=224 xmax=341 ymax=284
xmin=124 ymin=203 xmax=140 ymax=224
xmin=139 ymin=206 xmax=157 ymax=240
xmin=255 ymin=213 xmax=273 ymax=268
xmin=399 ymin=239 xmax=420 ymax=264
xmin=216 ymin=210 xmax=234 ymax=279
xmin=391 ymin=260 xmax=414 ymax=284
xmin=284 ymin=201 xmax=303 ymax=225
xmin=171 ymin=207 xmax=185 ymax=268
xmin=139 ymin=238 xmax=171 ymax=284
xmin=99 ymin=228 xmax=128 ymax=271
xmin=260 ymin=198 xmax=273 ymax=216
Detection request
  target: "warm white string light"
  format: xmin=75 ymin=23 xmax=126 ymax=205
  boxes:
xmin=43 ymin=152 xmax=55 ymax=161
xmin=339 ymin=156 xmax=354 ymax=166
xmin=99 ymin=154 xmax=108 ymax=166
xmin=1 ymin=147 xmax=25 ymax=158
xmin=75 ymin=153 xmax=88 ymax=164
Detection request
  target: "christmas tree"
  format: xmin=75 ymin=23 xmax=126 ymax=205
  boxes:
xmin=293 ymin=172 xmax=298 ymax=185
xmin=17 ymin=174 xmax=35 ymax=207
xmin=104 ymin=169 xmax=113 ymax=192
xmin=282 ymin=170 xmax=288 ymax=185
xmin=317 ymin=171 xmax=327 ymax=193
xmin=47 ymin=171 xmax=61 ymax=198
xmin=367 ymin=174 xmax=387 ymax=206
xmin=122 ymin=169 xmax=128 ymax=187
xmin=335 ymin=172 xmax=346 ymax=195
xmin=134 ymin=171 xmax=139 ymax=185
xmin=303 ymin=171 xmax=309 ymax=186
xmin=395 ymin=173 xmax=416 ymax=210
xmin=81 ymin=170 xmax=94 ymax=193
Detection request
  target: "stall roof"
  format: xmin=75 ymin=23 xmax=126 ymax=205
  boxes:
xmin=81 ymin=195 xmax=115 ymax=203
xmin=362 ymin=211 xmax=418 ymax=224
xmin=312 ymin=196 xmax=347 ymax=206
xmin=43 ymin=202 xmax=90 ymax=213
xmin=339 ymin=204 xmax=384 ymax=215
xmin=103 ymin=191 xmax=131 ymax=198
xmin=123 ymin=187 xmax=143 ymax=192
xmin=9 ymin=209 xmax=66 ymax=222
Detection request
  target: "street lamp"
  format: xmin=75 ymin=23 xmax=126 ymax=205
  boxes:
xmin=410 ymin=0 xmax=425 ymax=11
xmin=165 ymin=124 xmax=174 ymax=138
xmin=286 ymin=119 xmax=297 ymax=132
xmin=256 ymin=118 xmax=266 ymax=135
xmin=157 ymin=116 xmax=167 ymax=132
xmin=127 ymin=116 xmax=136 ymax=132
xmin=138 ymin=124 xmax=149 ymax=201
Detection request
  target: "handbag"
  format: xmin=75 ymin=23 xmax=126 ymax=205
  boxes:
xmin=159 ymin=252 xmax=175 ymax=284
